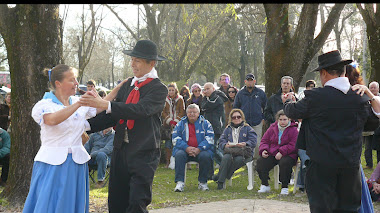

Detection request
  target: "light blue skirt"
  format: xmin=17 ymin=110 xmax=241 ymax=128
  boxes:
xmin=359 ymin=165 xmax=374 ymax=213
xmin=23 ymin=154 xmax=89 ymax=213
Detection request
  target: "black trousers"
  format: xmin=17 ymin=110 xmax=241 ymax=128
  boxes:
xmin=0 ymin=154 xmax=9 ymax=182
xmin=256 ymin=155 xmax=296 ymax=188
xmin=364 ymin=135 xmax=380 ymax=167
xmin=108 ymin=145 xmax=160 ymax=213
xmin=305 ymin=161 xmax=361 ymax=213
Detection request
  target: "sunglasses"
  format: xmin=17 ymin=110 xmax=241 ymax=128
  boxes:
xmin=228 ymin=91 xmax=236 ymax=93
xmin=232 ymin=115 xmax=242 ymax=120
xmin=193 ymin=90 xmax=201 ymax=92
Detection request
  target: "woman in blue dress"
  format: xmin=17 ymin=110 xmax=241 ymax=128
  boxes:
xmin=23 ymin=64 xmax=124 ymax=213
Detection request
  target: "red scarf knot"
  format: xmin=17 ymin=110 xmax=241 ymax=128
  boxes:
xmin=119 ymin=78 xmax=154 ymax=129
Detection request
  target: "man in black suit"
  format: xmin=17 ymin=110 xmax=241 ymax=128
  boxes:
xmin=283 ymin=50 xmax=380 ymax=212
xmin=80 ymin=40 xmax=168 ymax=213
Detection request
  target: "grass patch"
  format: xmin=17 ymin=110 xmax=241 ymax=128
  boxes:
xmin=1 ymin=144 xmax=380 ymax=212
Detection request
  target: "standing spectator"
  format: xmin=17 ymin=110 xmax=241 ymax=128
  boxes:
xmin=84 ymin=127 xmax=114 ymax=188
xmin=283 ymin=50 xmax=380 ymax=212
xmin=162 ymin=82 xmax=185 ymax=168
xmin=224 ymin=86 xmax=238 ymax=127
xmin=172 ymin=104 xmax=214 ymax=192
xmin=297 ymin=80 xmax=316 ymax=100
xmin=234 ymin=73 xmax=267 ymax=161
xmin=256 ymin=110 xmax=298 ymax=195
xmin=0 ymin=92 xmax=10 ymax=131
xmin=187 ymin=83 xmax=203 ymax=110
xmin=81 ymin=40 xmax=168 ymax=212
xmin=264 ymin=76 xmax=295 ymax=125
xmin=87 ymin=79 xmax=96 ymax=91
xmin=218 ymin=73 xmax=232 ymax=97
xmin=0 ymin=128 xmax=10 ymax=187
xmin=369 ymin=81 xmax=380 ymax=96
xmin=214 ymin=109 xmax=257 ymax=190
xmin=201 ymin=82 xmax=226 ymax=165
xmin=180 ymin=85 xmax=190 ymax=107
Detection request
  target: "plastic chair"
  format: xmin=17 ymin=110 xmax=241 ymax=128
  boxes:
xmin=184 ymin=161 xmax=199 ymax=183
xmin=273 ymin=161 xmax=300 ymax=193
xmin=225 ymin=160 xmax=254 ymax=190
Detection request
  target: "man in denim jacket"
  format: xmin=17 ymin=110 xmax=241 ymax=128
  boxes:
xmin=84 ymin=127 xmax=114 ymax=187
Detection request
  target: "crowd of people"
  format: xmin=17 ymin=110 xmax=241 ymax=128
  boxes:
xmin=0 ymin=39 xmax=377 ymax=213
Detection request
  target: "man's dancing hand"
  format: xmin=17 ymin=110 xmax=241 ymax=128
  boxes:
xmin=79 ymin=89 xmax=108 ymax=110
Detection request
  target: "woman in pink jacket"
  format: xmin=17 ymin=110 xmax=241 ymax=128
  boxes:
xmin=256 ymin=110 xmax=298 ymax=195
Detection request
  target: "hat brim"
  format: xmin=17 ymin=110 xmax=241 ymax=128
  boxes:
xmin=312 ymin=59 xmax=353 ymax=72
xmin=122 ymin=50 xmax=167 ymax=61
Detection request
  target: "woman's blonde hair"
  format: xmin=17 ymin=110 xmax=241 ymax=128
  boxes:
xmin=228 ymin=108 xmax=246 ymax=124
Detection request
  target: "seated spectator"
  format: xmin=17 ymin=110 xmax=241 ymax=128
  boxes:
xmin=161 ymin=82 xmax=185 ymax=168
xmin=84 ymin=127 xmax=114 ymax=188
xmin=172 ymin=104 xmax=214 ymax=192
xmin=256 ymin=110 xmax=298 ymax=195
xmin=224 ymin=86 xmax=238 ymax=128
xmin=0 ymin=128 xmax=10 ymax=187
xmin=367 ymin=162 xmax=380 ymax=202
xmin=213 ymin=109 xmax=257 ymax=190
xmin=180 ymin=85 xmax=190 ymax=107
xmin=0 ymin=92 xmax=10 ymax=131
xmin=186 ymin=83 xmax=203 ymax=110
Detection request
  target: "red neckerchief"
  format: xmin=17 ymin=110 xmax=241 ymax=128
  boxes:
xmin=119 ymin=78 xmax=154 ymax=129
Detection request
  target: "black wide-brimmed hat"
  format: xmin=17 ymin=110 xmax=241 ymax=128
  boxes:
xmin=122 ymin=40 xmax=167 ymax=61
xmin=312 ymin=50 xmax=352 ymax=72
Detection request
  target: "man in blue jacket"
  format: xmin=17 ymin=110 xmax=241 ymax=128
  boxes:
xmin=85 ymin=127 xmax=114 ymax=188
xmin=172 ymin=104 xmax=214 ymax=192
xmin=233 ymin=73 xmax=267 ymax=160
xmin=0 ymin=128 xmax=10 ymax=187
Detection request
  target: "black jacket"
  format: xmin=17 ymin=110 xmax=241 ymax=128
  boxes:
xmin=264 ymin=88 xmax=285 ymax=124
xmin=201 ymin=90 xmax=226 ymax=135
xmin=87 ymin=78 xmax=167 ymax=157
xmin=284 ymin=86 xmax=370 ymax=168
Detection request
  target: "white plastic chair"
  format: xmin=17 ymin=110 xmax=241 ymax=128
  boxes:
xmin=273 ymin=161 xmax=300 ymax=193
xmin=184 ymin=161 xmax=199 ymax=183
xmin=225 ymin=160 xmax=254 ymax=190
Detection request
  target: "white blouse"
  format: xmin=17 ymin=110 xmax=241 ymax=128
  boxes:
xmin=31 ymin=92 xmax=96 ymax=165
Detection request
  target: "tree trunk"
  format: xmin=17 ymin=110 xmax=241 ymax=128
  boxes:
xmin=264 ymin=4 xmax=345 ymax=97
xmin=0 ymin=4 xmax=62 ymax=206
xmin=358 ymin=4 xmax=380 ymax=83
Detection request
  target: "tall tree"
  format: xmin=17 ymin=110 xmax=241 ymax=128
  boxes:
xmin=263 ymin=4 xmax=345 ymax=96
xmin=0 ymin=4 xmax=62 ymax=205
xmin=357 ymin=4 xmax=380 ymax=83
xmin=77 ymin=4 xmax=103 ymax=84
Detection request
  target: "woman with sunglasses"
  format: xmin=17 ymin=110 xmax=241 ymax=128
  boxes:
xmin=256 ymin=109 xmax=298 ymax=195
xmin=212 ymin=109 xmax=257 ymax=190
xmin=224 ymin=86 xmax=238 ymax=127
xmin=186 ymin=83 xmax=203 ymax=111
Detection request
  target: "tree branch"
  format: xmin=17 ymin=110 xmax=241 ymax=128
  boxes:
xmin=312 ymin=3 xmax=345 ymax=55
xmin=186 ymin=4 xmax=247 ymax=76
xmin=104 ymin=4 xmax=138 ymax=40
